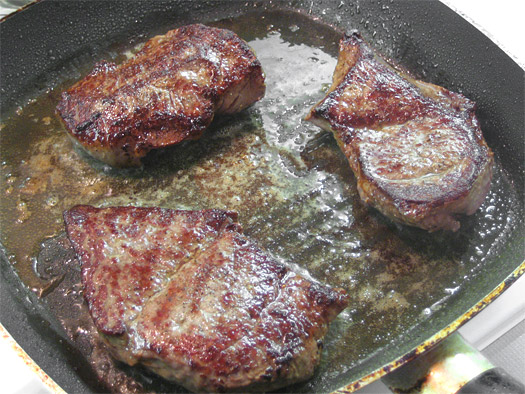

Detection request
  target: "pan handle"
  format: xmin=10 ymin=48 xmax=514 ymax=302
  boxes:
xmin=381 ymin=331 xmax=524 ymax=394
xmin=457 ymin=367 xmax=524 ymax=393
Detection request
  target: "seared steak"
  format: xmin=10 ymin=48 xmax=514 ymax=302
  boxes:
xmin=306 ymin=32 xmax=493 ymax=231
xmin=63 ymin=205 xmax=348 ymax=392
xmin=56 ymin=24 xmax=265 ymax=167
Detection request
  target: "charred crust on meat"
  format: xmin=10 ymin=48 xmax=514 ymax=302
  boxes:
xmin=63 ymin=205 xmax=348 ymax=392
xmin=74 ymin=112 xmax=101 ymax=133
xmin=56 ymin=24 xmax=266 ymax=167
xmin=306 ymin=32 xmax=493 ymax=231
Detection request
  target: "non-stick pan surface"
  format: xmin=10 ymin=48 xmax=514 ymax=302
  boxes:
xmin=1 ymin=1 xmax=524 ymax=393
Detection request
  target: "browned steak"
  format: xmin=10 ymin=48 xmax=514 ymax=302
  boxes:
xmin=63 ymin=205 xmax=348 ymax=392
xmin=56 ymin=24 xmax=265 ymax=167
xmin=306 ymin=32 xmax=493 ymax=232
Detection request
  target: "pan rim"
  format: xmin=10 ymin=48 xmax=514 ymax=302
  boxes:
xmin=333 ymin=261 xmax=525 ymax=393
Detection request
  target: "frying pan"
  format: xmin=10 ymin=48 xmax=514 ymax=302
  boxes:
xmin=1 ymin=0 xmax=524 ymax=393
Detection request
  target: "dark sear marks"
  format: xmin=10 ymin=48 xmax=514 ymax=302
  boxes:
xmin=56 ymin=24 xmax=265 ymax=167
xmin=306 ymin=32 xmax=494 ymax=231
xmin=63 ymin=205 xmax=348 ymax=393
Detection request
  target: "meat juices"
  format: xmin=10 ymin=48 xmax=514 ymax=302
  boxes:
xmin=56 ymin=24 xmax=266 ymax=167
xmin=306 ymin=32 xmax=493 ymax=231
xmin=63 ymin=205 xmax=348 ymax=392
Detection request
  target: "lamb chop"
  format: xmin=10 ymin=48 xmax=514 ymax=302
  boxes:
xmin=56 ymin=24 xmax=265 ymax=167
xmin=306 ymin=32 xmax=493 ymax=232
xmin=63 ymin=205 xmax=348 ymax=392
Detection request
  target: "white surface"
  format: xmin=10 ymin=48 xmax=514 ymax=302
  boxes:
xmin=483 ymin=319 xmax=525 ymax=386
xmin=460 ymin=273 xmax=525 ymax=352
xmin=0 ymin=330 xmax=53 ymax=394
xmin=444 ymin=0 xmax=525 ymax=67
xmin=1 ymin=1 xmax=524 ymax=393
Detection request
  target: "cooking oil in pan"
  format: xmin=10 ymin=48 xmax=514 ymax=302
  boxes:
xmin=0 ymin=9 xmax=523 ymax=393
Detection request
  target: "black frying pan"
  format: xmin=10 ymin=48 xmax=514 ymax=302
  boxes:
xmin=1 ymin=1 xmax=524 ymax=393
